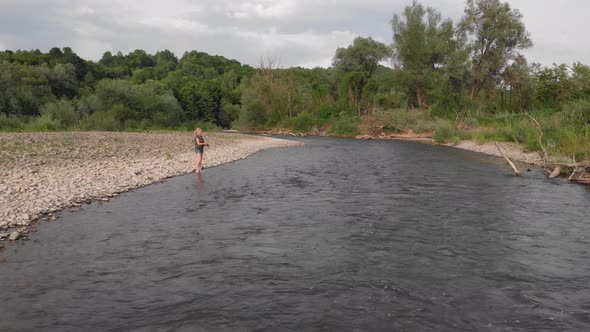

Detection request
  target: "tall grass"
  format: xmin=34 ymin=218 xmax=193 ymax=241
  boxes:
xmin=456 ymin=100 xmax=590 ymax=158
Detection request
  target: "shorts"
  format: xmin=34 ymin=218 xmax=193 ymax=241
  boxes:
xmin=195 ymin=147 xmax=204 ymax=154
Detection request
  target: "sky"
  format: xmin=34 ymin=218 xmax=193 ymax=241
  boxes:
xmin=0 ymin=0 xmax=588 ymax=68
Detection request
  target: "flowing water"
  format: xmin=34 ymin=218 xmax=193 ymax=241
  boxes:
xmin=1 ymin=137 xmax=589 ymax=331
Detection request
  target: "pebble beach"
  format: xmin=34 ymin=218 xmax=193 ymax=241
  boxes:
xmin=0 ymin=132 xmax=301 ymax=242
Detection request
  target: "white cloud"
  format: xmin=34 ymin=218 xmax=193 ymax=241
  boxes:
xmin=0 ymin=0 xmax=589 ymax=67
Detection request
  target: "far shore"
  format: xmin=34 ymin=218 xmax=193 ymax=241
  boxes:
xmin=252 ymin=128 xmax=589 ymax=183
xmin=0 ymin=132 xmax=302 ymax=244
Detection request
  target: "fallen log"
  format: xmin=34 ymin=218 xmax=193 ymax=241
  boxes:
xmin=548 ymin=167 xmax=561 ymax=179
xmin=495 ymin=141 xmax=521 ymax=176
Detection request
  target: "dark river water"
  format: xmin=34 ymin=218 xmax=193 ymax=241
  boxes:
xmin=1 ymin=137 xmax=590 ymax=331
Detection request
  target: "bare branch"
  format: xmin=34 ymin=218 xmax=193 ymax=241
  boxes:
xmin=495 ymin=141 xmax=521 ymax=176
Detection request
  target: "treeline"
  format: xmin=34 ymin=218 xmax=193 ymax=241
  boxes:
xmin=241 ymin=0 xmax=590 ymax=121
xmin=0 ymin=47 xmax=253 ymax=131
xmin=0 ymin=0 xmax=589 ymax=157
xmin=238 ymin=0 xmax=590 ymax=157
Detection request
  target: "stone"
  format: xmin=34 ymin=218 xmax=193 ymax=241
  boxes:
xmin=9 ymin=231 xmax=20 ymax=241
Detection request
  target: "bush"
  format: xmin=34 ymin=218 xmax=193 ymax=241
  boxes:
xmin=413 ymin=118 xmax=436 ymax=133
xmin=372 ymin=109 xmax=435 ymax=133
xmin=238 ymin=101 xmax=266 ymax=129
xmin=79 ymin=111 xmax=120 ymax=131
xmin=561 ymin=99 xmax=590 ymax=130
xmin=471 ymin=130 xmax=486 ymax=144
xmin=463 ymin=117 xmax=479 ymax=129
xmin=0 ymin=113 xmax=24 ymax=131
xmin=317 ymin=103 xmax=342 ymax=119
xmin=328 ymin=116 xmax=359 ymax=136
xmin=42 ymin=99 xmax=80 ymax=130
xmin=184 ymin=120 xmax=220 ymax=132
xmin=27 ymin=113 xmax=59 ymax=131
xmin=280 ymin=112 xmax=317 ymax=132
xmin=433 ymin=119 xmax=456 ymax=143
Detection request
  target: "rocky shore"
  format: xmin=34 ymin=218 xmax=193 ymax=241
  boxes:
xmin=0 ymin=132 xmax=301 ymax=243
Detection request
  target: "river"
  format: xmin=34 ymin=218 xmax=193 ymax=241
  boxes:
xmin=1 ymin=137 xmax=589 ymax=331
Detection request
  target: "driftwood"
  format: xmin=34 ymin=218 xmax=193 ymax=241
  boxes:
xmin=548 ymin=167 xmax=562 ymax=179
xmin=569 ymin=153 xmax=579 ymax=181
xmin=495 ymin=141 xmax=521 ymax=176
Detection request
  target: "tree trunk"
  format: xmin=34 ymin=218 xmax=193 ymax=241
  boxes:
xmin=416 ymin=86 xmax=426 ymax=112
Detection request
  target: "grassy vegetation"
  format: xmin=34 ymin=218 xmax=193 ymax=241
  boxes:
xmin=0 ymin=112 xmax=220 ymax=133
xmin=431 ymin=100 xmax=590 ymax=160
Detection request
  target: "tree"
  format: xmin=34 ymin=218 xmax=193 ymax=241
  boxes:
xmin=533 ymin=64 xmax=571 ymax=108
xmin=501 ymin=54 xmax=534 ymax=112
xmin=571 ymin=62 xmax=590 ymax=100
xmin=391 ymin=1 xmax=455 ymax=111
xmin=460 ymin=0 xmax=532 ymax=100
xmin=333 ymin=37 xmax=391 ymax=115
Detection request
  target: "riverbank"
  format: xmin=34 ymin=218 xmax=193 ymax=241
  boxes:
xmin=0 ymin=132 xmax=301 ymax=242
xmin=257 ymin=127 xmax=590 ymax=183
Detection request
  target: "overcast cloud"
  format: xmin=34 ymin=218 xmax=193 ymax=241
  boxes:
xmin=0 ymin=0 xmax=588 ymax=68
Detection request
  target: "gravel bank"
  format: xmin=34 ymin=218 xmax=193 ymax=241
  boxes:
xmin=448 ymin=140 xmax=544 ymax=165
xmin=0 ymin=132 xmax=301 ymax=239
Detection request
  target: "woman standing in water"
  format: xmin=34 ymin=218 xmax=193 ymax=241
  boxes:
xmin=194 ymin=128 xmax=209 ymax=173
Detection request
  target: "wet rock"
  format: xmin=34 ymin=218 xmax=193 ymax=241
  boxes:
xmin=9 ymin=231 xmax=20 ymax=241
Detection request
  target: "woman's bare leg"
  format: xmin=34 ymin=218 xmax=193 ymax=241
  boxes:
xmin=196 ymin=153 xmax=203 ymax=173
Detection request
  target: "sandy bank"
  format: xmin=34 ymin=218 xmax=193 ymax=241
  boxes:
xmin=0 ymin=132 xmax=301 ymax=239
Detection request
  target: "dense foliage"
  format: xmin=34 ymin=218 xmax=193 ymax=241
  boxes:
xmin=0 ymin=0 xmax=589 ymax=157
xmin=0 ymin=48 xmax=253 ymax=131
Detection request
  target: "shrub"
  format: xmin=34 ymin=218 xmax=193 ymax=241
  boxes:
xmin=471 ymin=130 xmax=486 ymax=144
xmin=433 ymin=119 xmax=456 ymax=143
xmin=561 ymin=99 xmax=590 ymax=130
xmin=317 ymin=103 xmax=341 ymax=119
xmin=328 ymin=116 xmax=359 ymax=136
xmin=281 ymin=112 xmax=316 ymax=132
xmin=184 ymin=120 xmax=220 ymax=132
xmin=42 ymin=99 xmax=80 ymax=130
xmin=27 ymin=113 xmax=59 ymax=131
xmin=463 ymin=117 xmax=479 ymax=129
xmin=80 ymin=111 xmax=120 ymax=131
xmin=371 ymin=109 xmax=435 ymax=133
xmin=0 ymin=113 xmax=24 ymax=131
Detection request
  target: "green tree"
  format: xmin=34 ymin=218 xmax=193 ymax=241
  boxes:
xmin=533 ymin=64 xmax=571 ymax=108
xmin=460 ymin=0 xmax=532 ymax=100
xmin=571 ymin=62 xmax=590 ymax=100
xmin=391 ymin=1 xmax=456 ymax=111
xmin=333 ymin=37 xmax=391 ymax=115
xmin=501 ymin=54 xmax=534 ymax=112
